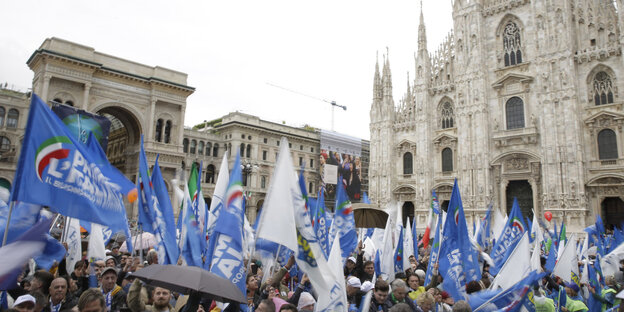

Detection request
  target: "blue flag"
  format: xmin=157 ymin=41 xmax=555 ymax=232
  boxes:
xmin=476 ymin=203 xmax=492 ymax=250
xmin=0 ymin=201 xmax=42 ymax=244
xmin=329 ymin=176 xmax=357 ymax=259
xmin=393 ymin=227 xmax=404 ymax=273
xmin=587 ymin=263 xmax=603 ymax=311
xmin=490 ymin=198 xmax=526 ymax=276
xmin=424 ymin=213 xmax=442 ymax=286
xmin=137 ymin=135 xmax=157 ymax=234
xmin=0 ymin=218 xmax=53 ymax=290
xmin=412 ymin=209 xmax=419 ymax=255
xmin=314 ymin=189 xmax=330 ymax=258
xmin=438 ymin=179 xmax=481 ymax=301
xmin=207 ymin=152 xmax=247 ymax=297
xmin=544 ymin=241 xmax=557 ymax=272
xmin=33 ymin=233 xmax=66 ymax=270
xmin=472 ymin=271 xmax=545 ymax=311
xmin=151 ymin=156 xmax=180 ymax=265
xmin=374 ymin=249 xmax=382 ymax=277
xmin=11 ymin=94 xmax=134 ymax=230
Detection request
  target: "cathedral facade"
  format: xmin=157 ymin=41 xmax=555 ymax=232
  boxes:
xmin=369 ymin=0 xmax=624 ymax=232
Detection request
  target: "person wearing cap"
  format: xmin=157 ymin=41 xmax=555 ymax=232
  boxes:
xmin=563 ymin=282 xmax=588 ymax=312
xmin=346 ymin=276 xmax=364 ymax=305
xmin=104 ymin=256 xmax=117 ymax=268
xmin=344 ymin=256 xmax=357 ymax=277
xmin=44 ymin=276 xmax=77 ymax=312
xmin=99 ymin=267 xmax=126 ymax=312
xmin=110 ymin=244 xmax=122 ymax=264
xmin=14 ymin=294 xmax=36 ymax=312
xmin=297 ymin=292 xmax=315 ymax=312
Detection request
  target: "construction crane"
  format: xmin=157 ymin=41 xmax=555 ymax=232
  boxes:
xmin=266 ymin=82 xmax=346 ymax=131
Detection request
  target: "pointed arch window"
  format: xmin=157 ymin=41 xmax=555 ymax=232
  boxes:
xmin=440 ymin=101 xmax=454 ymax=129
xmin=598 ymin=129 xmax=618 ymax=160
xmin=155 ymin=119 xmax=163 ymax=142
xmin=403 ymin=152 xmax=413 ymax=175
xmin=164 ymin=120 xmax=172 ymax=143
xmin=183 ymin=138 xmax=189 ymax=153
xmin=6 ymin=109 xmax=19 ymax=128
xmin=593 ymin=71 xmax=615 ymax=105
xmin=506 ymin=97 xmax=525 ymax=129
xmin=442 ymin=148 xmax=453 ymax=172
xmin=198 ymin=141 xmax=204 ymax=155
xmin=503 ymin=22 xmax=523 ymax=66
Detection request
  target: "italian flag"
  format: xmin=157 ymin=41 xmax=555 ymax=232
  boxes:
xmin=422 ymin=191 xmax=440 ymax=249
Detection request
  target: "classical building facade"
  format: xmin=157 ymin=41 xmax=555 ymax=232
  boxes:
xmin=369 ymin=0 xmax=624 ymax=232
xmin=1 ymin=37 xmax=369 ymax=224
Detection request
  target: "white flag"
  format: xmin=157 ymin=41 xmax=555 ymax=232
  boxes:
xmin=65 ymin=218 xmax=82 ymax=274
xmin=207 ymin=152 xmax=229 ymax=238
xmin=530 ymin=236 xmax=542 ymax=273
xmin=492 ymin=208 xmax=507 ymax=241
xmin=317 ymin=234 xmax=348 ymax=312
xmin=380 ymin=203 xmax=397 ymax=280
xmin=491 ymin=232 xmax=531 ymax=290
xmin=531 ymin=212 xmax=543 ymax=244
xmin=255 ymin=138 xmax=298 ymax=252
xmin=404 ymin=221 xmax=414 ymax=270
xmin=553 ymin=234 xmax=579 ymax=284
xmin=87 ymin=223 xmax=106 ymax=261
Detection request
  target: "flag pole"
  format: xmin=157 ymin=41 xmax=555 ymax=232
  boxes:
xmin=1 ymin=201 xmax=15 ymax=247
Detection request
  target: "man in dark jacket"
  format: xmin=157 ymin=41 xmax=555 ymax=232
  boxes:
xmin=44 ymin=276 xmax=77 ymax=312
xmin=384 ymin=279 xmax=418 ymax=311
xmin=99 ymin=267 xmax=126 ymax=312
xmin=369 ymin=280 xmax=389 ymax=312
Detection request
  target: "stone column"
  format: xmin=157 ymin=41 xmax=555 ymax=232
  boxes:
xmin=82 ymin=82 xmax=91 ymax=110
xmin=148 ymin=99 xmax=156 ymax=142
xmin=41 ymin=74 xmax=52 ymax=101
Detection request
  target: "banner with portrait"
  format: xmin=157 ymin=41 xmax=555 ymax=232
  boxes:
xmin=320 ymin=130 xmax=363 ymax=202
xmin=52 ymin=103 xmax=112 ymax=150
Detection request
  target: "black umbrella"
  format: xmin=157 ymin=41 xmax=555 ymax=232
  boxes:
xmin=131 ymin=264 xmax=246 ymax=304
xmin=353 ymin=204 xmax=388 ymax=228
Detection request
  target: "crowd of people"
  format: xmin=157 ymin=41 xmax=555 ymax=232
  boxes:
xmin=3 ymin=224 xmax=624 ymax=312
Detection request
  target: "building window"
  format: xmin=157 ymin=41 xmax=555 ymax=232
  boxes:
xmin=310 ymin=158 xmax=314 ymax=168
xmin=506 ymin=97 xmax=525 ymax=129
xmin=183 ymin=138 xmax=189 ymax=153
xmin=593 ymin=71 xmax=615 ymax=105
xmin=503 ymin=22 xmax=522 ymax=66
xmin=598 ymin=129 xmax=618 ymax=160
xmin=6 ymin=109 xmax=18 ymax=128
xmin=241 ymin=134 xmax=245 ymax=139
xmin=311 ymin=147 xmax=314 ymax=152
xmin=309 ymin=182 xmax=314 ymax=194
xmin=240 ymin=143 xmax=245 ymax=157
xmin=164 ymin=120 xmax=172 ymax=143
xmin=0 ymin=137 xmax=10 ymax=151
xmin=300 ymin=145 xmax=303 ymax=150
xmin=299 ymin=157 xmax=303 ymax=167
xmin=264 ymin=138 xmax=268 ymax=144
xmin=262 ymin=150 xmax=267 ymax=161
xmin=442 ymin=148 xmax=453 ymax=172
xmin=155 ymin=119 xmax=163 ymax=142
xmin=277 ymin=140 xmax=280 ymax=146
xmin=198 ymin=141 xmax=204 ymax=155
xmin=206 ymin=142 xmax=212 ymax=156
xmin=246 ymin=144 xmax=251 ymax=158
xmin=261 ymin=176 xmax=266 ymax=189
xmin=213 ymin=144 xmax=219 ymax=157
xmin=403 ymin=152 xmax=413 ymax=175
xmin=0 ymin=107 xmax=5 ymax=127
xmin=205 ymin=164 xmax=215 ymax=183
xmin=228 ymin=143 xmax=232 ymax=157
xmin=190 ymin=140 xmax=197 ymax=154
xmin=289 ymin=143 xmax=292 ymax=148
xmin=440 ymin=101 xmax=454 ymax=129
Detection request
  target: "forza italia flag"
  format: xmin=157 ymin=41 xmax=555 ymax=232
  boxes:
xmin=11 ymin=94 xmax=135 ymax=229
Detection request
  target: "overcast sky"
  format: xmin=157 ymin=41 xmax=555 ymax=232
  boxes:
xmin=0 ymin=0 xmax=453 ymax=140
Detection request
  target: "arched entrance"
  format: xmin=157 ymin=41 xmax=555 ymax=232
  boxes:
xmin=602 ymin=197 xmax=624 ymax=230
xmin=505 ymin=180 xmax=534 ymax=220
xmin=97 ymin=106 xmax=142 ymax=176
xmin=402 ymin=201 xmax=414 ymax=227
xmin=440 ymin=200 xmax=450 ymax=212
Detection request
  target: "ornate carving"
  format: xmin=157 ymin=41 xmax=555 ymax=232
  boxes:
xmin=505 ymin=157 xmax=529 ymax=170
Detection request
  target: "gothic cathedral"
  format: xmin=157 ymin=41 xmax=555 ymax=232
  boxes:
xmin=369 ymin=0 xmax=624 ymax=232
